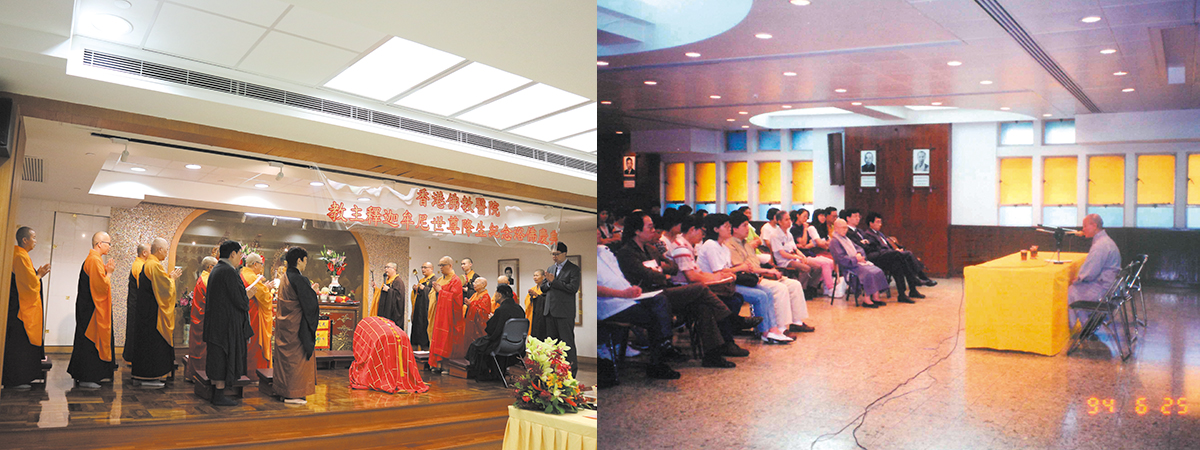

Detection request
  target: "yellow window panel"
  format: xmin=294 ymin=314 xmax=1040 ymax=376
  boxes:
xmin=665 ymin=163 xmax=686 ymax=203
xmin=1137 ymin=154 xmax=1175 ymax=205
xmin=695 ymin=162 xmax=717 ymax=203
xmin=1088 ymin=155 xmax=1124 ymax=206
xmin=1189 ymin=154 xmax=1199 ymax=205
xmin=726 ymin=161 xmax=748 ymax=202
xmin=1043 ymin=156 xmax=1077 ymax=206
xmin=758 ymin=161 xmax=781 ymax=203
xmin=999 ymin=157 xmax=1032 ymax=206
xmin=792 ymin=161 xmax=813 ymax=204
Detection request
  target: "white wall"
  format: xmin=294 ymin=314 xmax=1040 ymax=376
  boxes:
xmin=15 ymin=198 xmax=113 ymax=268
xmin=950 ymin=119 xmax=1199 ymax=227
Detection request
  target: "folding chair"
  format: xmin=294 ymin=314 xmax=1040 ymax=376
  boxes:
xmin=491 ymin=318 xmax=530 ymax=388
xmin=1126 ymin=254 xmax=1149 ymax=330
xmin=1068 ymin=262 xmax=1138 ymax=360
xmin=830 ymin=264 xmax=863 ymax=307
xmin=598 ymin=320 xmax=633 ymax=385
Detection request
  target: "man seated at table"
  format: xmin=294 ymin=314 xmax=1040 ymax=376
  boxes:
xmin=1068 ymin=214 xmax=1122 ymax=329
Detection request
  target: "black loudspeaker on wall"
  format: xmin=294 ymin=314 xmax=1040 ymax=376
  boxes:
xmin=0 ymin=97 xmax=13 ymax=159
xmin=827 ymin=132 xmax=844 ymax=186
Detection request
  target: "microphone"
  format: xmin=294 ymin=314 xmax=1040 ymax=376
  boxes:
xmin=1034 ymin=225 xmax=1082 ymax=236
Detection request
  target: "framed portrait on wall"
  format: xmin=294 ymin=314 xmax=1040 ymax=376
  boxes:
xmin=567 ymin=255 xmax=583 ymax=326
xmin=498 ymin=259 xmax=519 ymax=294
xmin=861 ymin=150 xmax=877 ymax=174
xmin=913 ymin=149 xmax=931 ymax=174
xmin=622 ymin=155 xmax=637 ymax=177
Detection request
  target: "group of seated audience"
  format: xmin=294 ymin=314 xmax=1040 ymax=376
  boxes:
xmin=597 ymin=204 xmax=938 ymax=386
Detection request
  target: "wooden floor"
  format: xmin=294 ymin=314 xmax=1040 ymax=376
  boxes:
xmin=0 ymin=352 xmax=520 ymax=449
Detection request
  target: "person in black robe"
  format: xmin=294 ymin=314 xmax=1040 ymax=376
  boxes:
xmin=123 ymin=243 xmax=148 ymax=365
xmin=410 ymin=262 xmax=435 ymax=351
xmin=466 ymin=284 xmax=525 ymax=381
xmin=67 ymin=232 xmax=118 ymax=388
xmin=4 ymin=226 xmax=49 ymax=389
xmin=203 ymin=240 xmax=256 ymax=406
xmin=375 ymin=262 xmax=406 ymax=328
xmin=131 ymin=238 xmax=181 ymax=386
xmin=460 ymin=258 xmax=480 ymax=301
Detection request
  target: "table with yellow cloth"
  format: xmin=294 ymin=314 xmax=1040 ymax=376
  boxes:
xmin=502 ymin=405 xmax=596 ymax=450
xmin=964 ymin=251 xmax=1087 ymax=356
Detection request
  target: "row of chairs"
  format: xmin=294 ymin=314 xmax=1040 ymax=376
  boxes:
xmin=1067 ymin=254 xmax=1149 ymax=360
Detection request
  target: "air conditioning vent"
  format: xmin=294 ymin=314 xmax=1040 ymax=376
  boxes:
xmin=22 ymin=157 xmax=43 ymax=183
xmin=81 ymin=49 xmax=595 ymax=174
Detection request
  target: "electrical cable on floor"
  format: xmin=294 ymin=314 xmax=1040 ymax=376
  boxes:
xmin=810 ymin=281 xmax=967 ymax=450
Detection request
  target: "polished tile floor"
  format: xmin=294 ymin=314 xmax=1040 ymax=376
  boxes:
xmin=0 ymin=351 xmax=584 ymax=430
xmin=600 ymin=279 xmax=1200 ymax=450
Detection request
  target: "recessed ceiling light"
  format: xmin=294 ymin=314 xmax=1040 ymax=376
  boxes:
xmin=931 ymin=102 xmax=942 ymax=106
xmin=358 ymin=197 xmax=371 ymax=202
xmin=782 ymin=105 xmax=792 ymax=109
xmin=1113 ymin=71 xmax=1128 ymax=76
xmin=834 ymin=88 xmax=847 ymax=93
xmin=1000 ymin=107 xmax=1011 ymax=110
xmin=555 ymin=130 xmax=597 ymax=153
xmin=755 ymin=33 xmax=773 ymax=39
xmin=254 ymin=183 xmax=269 ymax=188
xmin=113 ymin=0 xmax=132 ymax=9
xmin=947 ymin=61 xmax=963 ymax=66
xmin=1043 ymin=113 xmax=1052 ymax=117
xmin=310 ymin=181 xmax=325 ymax=187
xmin=905 ymin=105 xmax=958 ymax=111
xmin=509 ymin=103 xmax=597 ymax=142
xmin=709 ymin=95 xmax=721 ymax=99
xmin=455 ymin=83 xmax=589 ymax=130
xmin=600 ymin=100 xmax=612 ymax=105
xmin=1081 ymin=16 xmax=1102 ymax=23
xmin=685 ymin=52 xmax=701 ymax=58
xmin=741 ymin=125 xmax=750 ymax=128
xmin=597 ymin=61 xmax=609 ymax=66
xmin=1122 ymin=88 xmax=1135 ymax=92
xmin=394 ymin=62 xmax=531 ymax=116
xmin=643 ymin=81 xmax=657 ymax=85
xmin=185 ymin=164 xmax=202 ymax=170
xmin=726 ymin=118 xmax=736 ymax=122
xmin=85 ymin=152 xmax=95 ymax=156
xmin=1100 ymin=48 xmax=1117 ymax=54
xmin=851 ymin=102 xmax=863 ymax=106
xmin=90 ymin=14 xmax=133 ymax=35
xmin=324 ymin=37 xmax=464 ymax=101
xmin=783 ymin=72 xmax=797 ymax=77
xmin=130 ymin=167 xmax=146 ymax=172
xmin=790 ymin=0 xmax=811 ymax=5
xmin=980 ymin=80 xmax=993 ymax=85
xmin=738 ymin=111 xmax=749 ymax=115
xmin=615 ymin=131 xmax=624 ymax=134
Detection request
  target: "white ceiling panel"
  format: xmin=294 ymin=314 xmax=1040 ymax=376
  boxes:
xmin=1100 ymin=1 xmax=1195 ymax=26
xmin=555 ymin=130 xmax=597 ymax=153
xmin=238 ymin=31 xmax=358 ymax=86
xmin=394 ymin=62 xmax=531 ymax=117
xmin=0 ymin=0 xmax=72 ymax=36
xmin=1033 ymin=29 xmax=1118 ymax=50
xmin=999 ymin=0 xmax=1102 ymax=15
xmin=457 ymin=83 xmax=589 ymax=130
xmin=144 ymin=3 xmax=267 ymax=67
xmin=510 ymin=103 xmax=597 ymax=142
xmin=274 ymin=6 xmax=385 ymax=53
xmin=938 ymin=19 xmax=1011 ymax=41
xmin=323 ymin=36 xmax=465 ymax=101
xmin=73 ymin=0 xmax=158 ymax=46
xmin=905 ymin=0 xmax=996 ymax=24
xmin=169 ymin=0 xmax=289 ymax=27
xmin=1008 ymin=10 xmax=1108 ymax=35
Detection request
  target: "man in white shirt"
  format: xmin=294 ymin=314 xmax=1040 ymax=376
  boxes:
xmin=598 ymin=243 xmax=682 ymax=382
xmin=766 ymin=210 xmax=817 ymax=289
xmin=728 ymin=214 xmax=815 ymax=334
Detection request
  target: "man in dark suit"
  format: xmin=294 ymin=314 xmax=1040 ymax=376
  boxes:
xmin=543 ymin=242 xmax=581 ymax=376
xmin=861 ymin=152 xmax=876 ymax=173
xmin=861 ymin=212 xmax=936 ymax=301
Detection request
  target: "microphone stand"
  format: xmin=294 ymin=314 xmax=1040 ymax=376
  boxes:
xmin=1033 ymin=225 xmax=1078 ymax=264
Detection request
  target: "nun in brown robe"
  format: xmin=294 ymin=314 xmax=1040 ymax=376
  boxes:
xmin=273 ymin=247 xmax=319 ymax=403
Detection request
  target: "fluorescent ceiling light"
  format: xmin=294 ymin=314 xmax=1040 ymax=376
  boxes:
xmin=310 ymin=181 xmax=325 ymax=186
xmin=455 ymin=83 xmax=589 ymax=130
xmin=773 ymin=107 xmax=853 ymax=116
xmin=324 ymin=37 xmax=465 ymax=101
xmin=555 ymin=130 xmax=597 ymax=153
xmin=510 ymin=103 xmax=597 ymax=142
xmin=185 ymin=164 xmax=202 ymax=170
xmin=254 ymin=183 xmax=269 ymax=188
xmin=130 ymin=167 xmax=146 ymax=172
xmin=394 ymin=62 xmax=530 ymax=116
xmin=904 ymin=105 xmax=958 ymax=111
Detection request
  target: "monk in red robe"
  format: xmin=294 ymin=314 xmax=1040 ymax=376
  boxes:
xmin=453 ymin=277 xmax=491 ymax=358
xmin=186 ymin=256 xmax=217 ymax=382
xmin=241 ymin=254 xmax=270 ymax=381
xmin=68 ymin=232 xmax=118 ymax=388
xmin=428 ymin=256 xmax=464 ymax=373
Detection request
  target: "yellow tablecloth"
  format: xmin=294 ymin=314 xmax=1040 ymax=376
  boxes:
xmin=964 ymin=251 xmax=1087 ymax=355
xmin=502 ymin=405 xmax=597 ymax=450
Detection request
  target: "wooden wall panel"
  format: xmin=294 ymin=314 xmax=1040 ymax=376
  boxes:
xmin=844 ymin=124 xmax=951 ymax=276
xmin=598 ymin=132 xmax=660 ymax=213
xmin=948 ymin=226 xmax=1200 ymax=286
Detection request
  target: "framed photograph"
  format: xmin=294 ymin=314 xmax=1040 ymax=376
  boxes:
xmin=622 ymin=155 xmax=637 ymax=177
xmin=498 ymin=259 xmax=519 ymax=295
xmin=860 ymin=150 xmax=877 ymax=175
xmin=567 ymin=255 xmax=584 ymax=326
xmin=913 ymin=149 xmax=931 ymax=174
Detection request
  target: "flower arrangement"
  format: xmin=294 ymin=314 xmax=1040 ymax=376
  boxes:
xmin=511 ymin=336 xmax=590 ymax=414
xmin=317 ymin=247 xmax=346 ymax=277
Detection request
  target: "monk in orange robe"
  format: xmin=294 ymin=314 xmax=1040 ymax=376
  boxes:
xmin=130 ymin=237 xmax=181 ymax=386
xmin=454 ymin=277 xmax=491 ymax=358
xmin=186 ymin=256 xmax=217 ymax=382
xmin=241 ymin=254 xmax=271 ymax=381
xmin=68 ymin=232 xmax=119 ymax=388
xmin=524 ymin=269 xmax=546 ymax=336
xmin=4 ymin=226 xmax=50 ymax=389
xmin=428 ymin=256 xmax=464 ymax=372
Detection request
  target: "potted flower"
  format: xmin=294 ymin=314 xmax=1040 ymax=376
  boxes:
xmin=317 ymin=247 xmax=347 ymax=295
xmin=511 ymin=336 xmax=590 ymax=415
